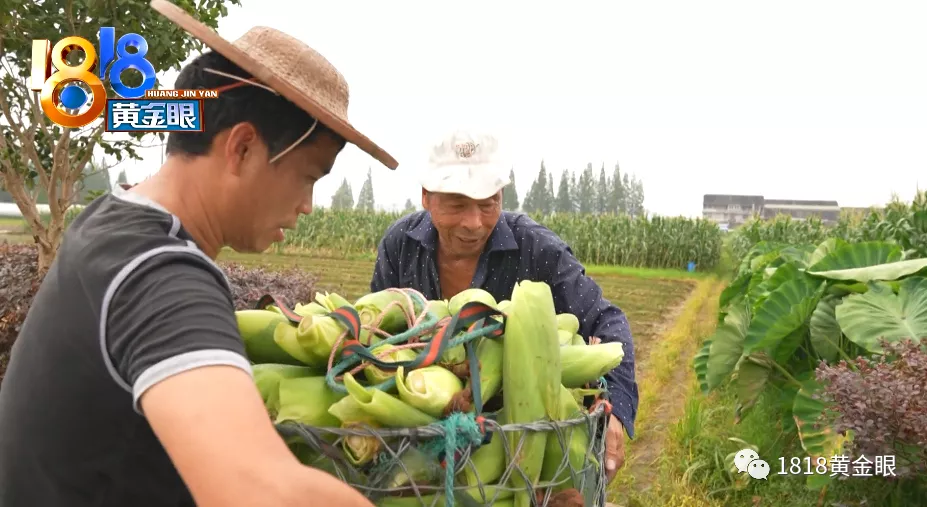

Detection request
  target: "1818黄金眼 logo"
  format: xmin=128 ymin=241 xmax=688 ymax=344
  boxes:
xmin=31 ymin=28 xmax=157 ymax=128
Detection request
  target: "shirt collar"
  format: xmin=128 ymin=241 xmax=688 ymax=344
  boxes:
xmin=407 ymin=212 xmax=520 ymax=252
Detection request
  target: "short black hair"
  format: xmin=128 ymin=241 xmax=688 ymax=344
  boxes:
xmin=165 ymin=50 xmax=342 ymax=158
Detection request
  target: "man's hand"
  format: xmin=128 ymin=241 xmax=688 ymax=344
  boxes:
xmin=604 ymin=414 xmax=626 ymax=483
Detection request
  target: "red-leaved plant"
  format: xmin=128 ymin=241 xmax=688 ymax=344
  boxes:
xmin=814 ymin=338 xmax=927 ymax=478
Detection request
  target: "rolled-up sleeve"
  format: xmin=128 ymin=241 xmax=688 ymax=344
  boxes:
xmin=544 ymin=243 xmax=639 ymax=439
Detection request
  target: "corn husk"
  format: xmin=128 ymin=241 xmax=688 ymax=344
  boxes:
xmin=273 ymin=322 xmax=317 ymax=365
xmin=294 ymin=301 xmax=329 ymax=317
xmin=465 ymin=336 xmax=504 ymax=403
xmin=342 ymin=423 xmax=382 ymax=465
xmin=342 ymin=372 xmax=436 ymax=428
xmin=328 ymin=394 xmax=378 ymax=426
xmin=503 ymin=280 xmax=562 ymax=507
xmin=252 ymin=363 xmax=318 ymax=416
xmin=448 ymin=288 xmax=498 ymax=315
xmin=295 ymin=314 xmax=351 ymax=367
xmin=570 ymin=334 xmax=586 ymax=346
xmin=560 ymin=342 xmax=625 ymax=388
xmin=356 ymin=289 xmax=422 ymax=334
xmin=540 ymin=385 xmax=596 ymax=490
xmin=425 ymin=299 xmax=451 ymax=320
xmin=236 ymin=310 xmax=304 ymax=364
xmin=557 ymin=329 xmax=574 ymax=346
xmin=460 ymin=410 xmax=507 ymax=498
xmin=395 ymin=365 xmax=463 ymax=417
xmin=556 ymin=313 xmax=580 ymax=335
xmin=364 ymin=344 xmax=417 ymax=385
xmin=315 ymin=291 xmax=352 ymax=311
xmin=274 ymin=376 xmax=346 ymax=428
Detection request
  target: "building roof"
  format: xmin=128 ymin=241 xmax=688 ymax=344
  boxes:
xmin=702 ymin=194 xmax=764 ymax=208
xmin=764 ymin=198 xmax=839 ymax=207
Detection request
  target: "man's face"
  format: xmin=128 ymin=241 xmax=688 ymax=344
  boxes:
xmin=422 ymin=190 xmax=502 ymax=258
xmin=221 ymin=125 xmax=343 ymax=253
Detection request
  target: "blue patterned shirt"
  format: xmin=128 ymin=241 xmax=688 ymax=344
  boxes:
xmin=370 ymin=210 xmax=639 ymax=438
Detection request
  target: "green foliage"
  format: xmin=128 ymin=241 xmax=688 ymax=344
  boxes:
xmin=281 ymin=208 xmax=724 ymax=271
xmin=696 ymin=196 xmax=927 ymax=493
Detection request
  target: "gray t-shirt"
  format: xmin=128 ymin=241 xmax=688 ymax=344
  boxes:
xmin=0 ymin=192 xmax=252 ymax=506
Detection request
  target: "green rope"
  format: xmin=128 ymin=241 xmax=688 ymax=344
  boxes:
xmin=433 ymin=412 xmax=485 ymax=507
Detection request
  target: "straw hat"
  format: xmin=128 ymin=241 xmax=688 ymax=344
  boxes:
xmin=420 ymin=130 xmax=512 ymax=200
xmin=149 ymin=0 xmax=397 ymax=170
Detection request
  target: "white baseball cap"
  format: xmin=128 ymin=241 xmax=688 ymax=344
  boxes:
xmin=419 ymin=130 xmax=512 ymax=200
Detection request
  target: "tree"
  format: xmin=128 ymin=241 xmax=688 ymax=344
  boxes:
xmin=608 ymin=162 xmax=624 ymax=214
xmin=577 ymin=163 xmax=596 ymax=214
xmin=544 ymin=170 xmax=554 ymax=215
xmin=0 ymin=0 xmax=240 ymax=273
xmin=555 ymin=169 xmax=572 ymax=213
xmin=331 ymin=178 xmax=354 ymax=210
xmin=522 ymin=160 xmax=550 ymax=214
xmin=627 ymin=175 xmax=645 ymax=216
xmin=402 ymin=198 xmax=415 ymax=214
xmin=355 ymin=168 xmax=375 ymax=211
xmin=621 ymin=173 xmax=632 ymax=214
xmin=596 ymin=163 xmax=608 ymax=214
xmin=502 ymin=167 xmax=519 ymax=211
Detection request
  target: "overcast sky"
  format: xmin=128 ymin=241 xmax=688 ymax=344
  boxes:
xmin=114 ymin=0 xmax=927 ymax=217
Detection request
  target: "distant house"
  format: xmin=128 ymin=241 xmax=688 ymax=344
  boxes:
xmin=762 ymin=199 xmax=840 ymax=223
xmin=702 ymin=194 xmax=764 ymax=227
xmin=703 ymin=194 xmax=843 ymax=228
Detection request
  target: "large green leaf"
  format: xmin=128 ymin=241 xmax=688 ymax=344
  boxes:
xmin=693 ymin=339 xmax=712 ymax=395
xmin=809 ymin=295 xmax=842 ymax=363
xmin=792 ymin=380 xmax=852 ymax=490
xmin=773 ymin=324 xmax=808 ymax=365
xmin=706 ymin=304 xmax=750 ymax=390
xmin=734 ymin=353 xmax=772 ymax=422
xmin=834 ymin=277 xmax=927 ymax=353
xmin=763 ymin=262 xmax=802 ymax=295
xmin=807 ymin=238 xmax=848 ymax=268
xmin=779 ymin=244 xmax=816 ymax=268
xmin=808 ymin=241 xmax=903 ymax=272
xmin=718 ymin=271 xmax=751 ymax=310
xmin=744 ymin=272 xmax=827 ymax=354
xmin=808 ymin=258 xmax=927 ymax=283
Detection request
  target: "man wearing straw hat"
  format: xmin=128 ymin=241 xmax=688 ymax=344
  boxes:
xmin=370 ymin=131 xmax=638 ymax=484
xmin=0 ymin=1 xmax=394 ymax=506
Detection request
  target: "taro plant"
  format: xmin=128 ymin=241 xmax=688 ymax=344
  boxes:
xmin=694 ymin=236 xmax=927 ymax=489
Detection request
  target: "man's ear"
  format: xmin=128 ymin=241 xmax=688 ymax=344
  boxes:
xmin=421 ymin=188 xmax=428 ymax=209
xmin=223 ymin=123 xmax=261 ymax=175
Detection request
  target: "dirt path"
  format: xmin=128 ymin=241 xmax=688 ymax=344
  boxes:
xmin=608 ymin=278 xmax=725 ymax=505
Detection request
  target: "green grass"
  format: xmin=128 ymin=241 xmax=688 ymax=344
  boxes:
xmin=639 ymin=383 xmax=927 ymax=507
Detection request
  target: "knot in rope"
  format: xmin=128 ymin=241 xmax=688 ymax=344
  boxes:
xmin=433 ymin=412 xmax=486 ymax=506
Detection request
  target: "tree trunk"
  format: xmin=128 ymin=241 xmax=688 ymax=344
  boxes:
xmin=35 ymin=225 xmax=63 ymax=275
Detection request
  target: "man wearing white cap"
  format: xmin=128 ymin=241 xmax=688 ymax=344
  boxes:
xmin=371 ymin=131 xmax=638 ymax=483
xmin=0 ymin=1 xmax=393 ymax=506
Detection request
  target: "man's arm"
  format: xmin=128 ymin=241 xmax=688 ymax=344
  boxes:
xmin=107 ymin=253 xmax=373 ymax=507
xmin=370 ymin=224 xmax=401 ymax=292
xmin=541 ymin=242 xmax=639 ymax=439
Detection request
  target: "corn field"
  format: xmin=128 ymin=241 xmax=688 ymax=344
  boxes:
xmin=728 ymin=190 xmax=927 ymax=264
xmin=280 ymin=209 xmax=724 ymax=270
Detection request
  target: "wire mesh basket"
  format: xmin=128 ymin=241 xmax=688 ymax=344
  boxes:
xmin=274 ymin=386 xmax=609 ymax=507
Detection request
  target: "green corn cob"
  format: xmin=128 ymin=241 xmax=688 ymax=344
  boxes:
xmin=502 ymin=280 xmax=562 ymax=507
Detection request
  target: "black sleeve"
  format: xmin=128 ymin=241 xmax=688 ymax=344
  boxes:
xmin=104 ymin=251 xmax=250 ymax=413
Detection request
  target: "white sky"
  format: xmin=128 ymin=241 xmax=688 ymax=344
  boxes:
xmin=113 ymin=0 xmax=927 ymax=217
